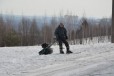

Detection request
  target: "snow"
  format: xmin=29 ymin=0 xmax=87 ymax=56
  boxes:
xmin=0 ymin=42 xmax=114 ymax=76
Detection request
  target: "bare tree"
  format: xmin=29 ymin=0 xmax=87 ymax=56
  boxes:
xmin=18 ymin=17 xmax=30 ymax=46
xmin=50 ymin=16 xmax=58 ymax=42
xmin=0 ymin=14 xmax=5 ymax=46
xmin=29 ymin=18 xmax=40 ymax=45
xmin=81 ymin=18 xmax=89 ymax=44
xmin=112 ymin=0 xmax=114 ymax=43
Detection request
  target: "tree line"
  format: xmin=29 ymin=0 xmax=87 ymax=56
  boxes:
xmin=0 ymin=14 xmax=111 ymax=46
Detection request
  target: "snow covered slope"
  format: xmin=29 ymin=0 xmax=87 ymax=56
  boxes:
xmin=0 ymin=42 xmax=114 ymax=76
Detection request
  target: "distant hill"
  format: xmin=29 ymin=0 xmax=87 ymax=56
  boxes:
xmin=0 ymin=14 xmax=111 ymax=29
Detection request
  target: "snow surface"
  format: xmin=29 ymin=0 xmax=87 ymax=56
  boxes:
xmin=0 ymin=42 xmax=114 ymax=76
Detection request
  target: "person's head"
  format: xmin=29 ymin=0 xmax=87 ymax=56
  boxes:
xmin=59 ymin=23 xmax=64 ymax=27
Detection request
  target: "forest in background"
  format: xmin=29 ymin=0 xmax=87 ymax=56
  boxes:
xmin=0 ymin=14 xmax=111 ymax=46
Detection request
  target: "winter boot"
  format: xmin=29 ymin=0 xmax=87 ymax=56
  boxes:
xmin=66 ymin=48 xmax=73 ymax=54
xmin=60 ymin=49 xmax=64 ymax=54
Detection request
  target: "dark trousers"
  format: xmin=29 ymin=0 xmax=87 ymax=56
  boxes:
xmin=58 ymin=39 xmax=69 ymax=51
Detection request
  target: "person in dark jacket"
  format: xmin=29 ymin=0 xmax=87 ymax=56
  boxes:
xmin=55 ymin=23 xmax=72 ymax=54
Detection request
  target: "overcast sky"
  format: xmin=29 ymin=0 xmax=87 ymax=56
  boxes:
xmin=0 ymin=0 xmax=112 ymax=18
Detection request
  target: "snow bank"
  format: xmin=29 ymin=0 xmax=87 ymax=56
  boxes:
xmin=0 ymin=42 xmax=114 ymax=76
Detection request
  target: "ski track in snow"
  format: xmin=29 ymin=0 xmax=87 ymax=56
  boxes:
xmin=0 ymin=42 xmax=114 ymax=76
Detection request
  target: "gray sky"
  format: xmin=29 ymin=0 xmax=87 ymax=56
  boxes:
xmin=0 ymin=0 xmax=112 ymax=18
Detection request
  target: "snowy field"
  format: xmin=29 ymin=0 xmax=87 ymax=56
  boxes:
xmin=0 ymin=42 xmax=114 ymax=76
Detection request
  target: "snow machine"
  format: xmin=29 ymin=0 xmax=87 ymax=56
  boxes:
xmin=39 ymin=39 xmax=56 ymax=55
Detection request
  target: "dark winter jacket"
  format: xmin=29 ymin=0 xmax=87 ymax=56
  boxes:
xmin=54 ymin=25 xmax=68 ymax=41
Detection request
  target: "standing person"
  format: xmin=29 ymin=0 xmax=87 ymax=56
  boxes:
xmin=54 ymin=23 xmax=72 ymax=54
